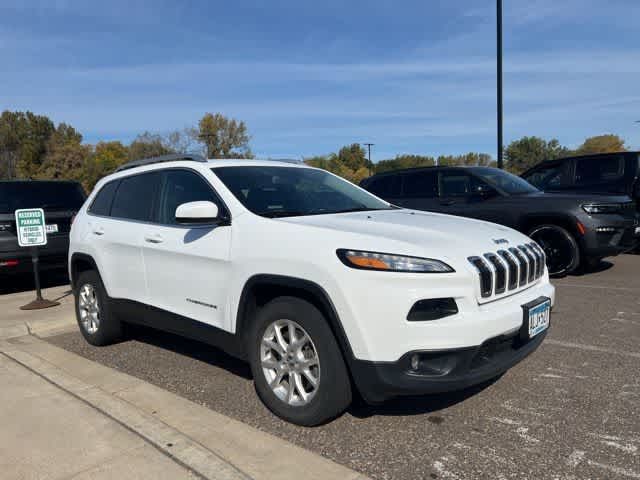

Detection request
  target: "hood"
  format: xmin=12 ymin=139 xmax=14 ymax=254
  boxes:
xmin=279 ymin=209 xmax=530 ymax=256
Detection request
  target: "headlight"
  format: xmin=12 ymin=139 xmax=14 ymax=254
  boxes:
xmin=581 ymin=203 xmax=622 ymax=214
xmin=337 ymin=249 xmax=454 ymax=273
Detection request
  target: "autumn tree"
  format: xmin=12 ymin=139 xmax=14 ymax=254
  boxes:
xmin=0 ymin=111 xmax=55 ymax=179
xmin=375 ymin=154 xmax=435 ymax=173
xmin=38 ymin=123 xmax=89 ymax=183
xmin=575 ymin=134 xmax=626 ymax=155
xmin=84 ymin=141 xmax=129 ymax=190
xmin=504 ymin=137 xmax=570 ymax=174
xmin=128 ymin=132 xmax=174 ymax=160
xmin=195 ymin=113 xmax=252 ymax=158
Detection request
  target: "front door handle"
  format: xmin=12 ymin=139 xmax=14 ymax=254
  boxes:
xmin=440 ymin=199 xmax=455 ymax=206
xmin=144 ymin=234 xmax=163 ymax=244
xmin=92 ymin=227 xmax=105 ymax=236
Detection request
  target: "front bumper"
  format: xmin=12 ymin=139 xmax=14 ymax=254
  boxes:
xmin=351 ymin=329 xmax=547 ymax=403
xmin=580 ymin=215 xmax=639 ymax=258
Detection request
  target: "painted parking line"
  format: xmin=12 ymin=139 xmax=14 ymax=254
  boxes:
xmin=545 ymin=339 xmax=640 ymax=359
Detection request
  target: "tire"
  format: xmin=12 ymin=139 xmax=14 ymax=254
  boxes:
xmin=247 ymin=296 xmax=352 ymax=426
xmin=528 ymin=224 xmax=580 ymax=277
xmin=74 ymin=270 xmax=122 ymax=346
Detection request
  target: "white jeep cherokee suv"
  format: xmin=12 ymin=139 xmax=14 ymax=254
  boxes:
xmin=69 ymin=154 xmax=554 ymax=426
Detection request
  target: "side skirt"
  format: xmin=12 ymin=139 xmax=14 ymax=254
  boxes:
xmin=111 ymin=298 xmax=246 ymax=360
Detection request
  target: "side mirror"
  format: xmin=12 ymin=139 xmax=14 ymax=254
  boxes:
xmin=175 ymin=201 xmax=219 ymax=224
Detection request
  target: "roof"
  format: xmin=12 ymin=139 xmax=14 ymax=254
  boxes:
xmin=205 ymin=159 xmax=306 ymax=168
xmin=367 ymin=165 xmax=488 ymax=178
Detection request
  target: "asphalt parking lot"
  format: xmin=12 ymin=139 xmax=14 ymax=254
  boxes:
xmin=47 ymin=256 xmax=640 ymax=480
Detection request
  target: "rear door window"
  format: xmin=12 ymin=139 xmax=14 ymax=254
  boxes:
xmin=575 ymin=155 xmax=625 ymax=186
xmin=366 ymin=175 xmax=401 ymax=198
xmin=111 ymin=172 xmax=161 ymax=222
xmin=402 ymin=171 xmax=438 ymax=198
xmin=523 ymin=162 xmax=571 ymax=190
xmin=88 ymin=181 xmax=119 ymax=216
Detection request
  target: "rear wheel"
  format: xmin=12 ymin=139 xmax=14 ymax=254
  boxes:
xmin=528 ymin=224 xmax=580 ymax=277
xmin=248 ymin=296 xmax=352 ymax=426
xmin=75 ymin=270 xmax=122 ymax=346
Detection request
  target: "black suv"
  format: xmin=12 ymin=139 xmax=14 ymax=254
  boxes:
xmin=522 ymin=151 xmax=640 ymax=213
xmin=0 ymin=180 xmax=85 ymax=279
xmin=361 ymin=166 xmax=639 ymax=276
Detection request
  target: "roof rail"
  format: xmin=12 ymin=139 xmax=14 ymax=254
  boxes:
xmin=264 ymin=158 xmax=304 ymax=165
xmin=115 ymin=153 xmax=207 ymax=172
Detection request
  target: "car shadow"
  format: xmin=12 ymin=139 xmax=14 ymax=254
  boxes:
xmin=570 ymin=259 xmax=614 ymax=276
xmin=125 ymin=323 xmax=497 ymax=418
xmin=0 ymin=270 xmax=70 ymax=295
xmin=348 ymin=377 xmax=499 ymax=418
xmin=125 ymin=324 xmax=253 ymax=380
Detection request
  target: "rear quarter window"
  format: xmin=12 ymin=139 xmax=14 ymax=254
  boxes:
xmin=575 ymin=155 xmax=625 ymax=185
xmin=88 ymin=181 xmax=119 ymax=216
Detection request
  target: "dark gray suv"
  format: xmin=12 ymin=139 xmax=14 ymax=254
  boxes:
xmin=361 ymin=166 xmax=639 ymax=276
xmin=0 ymin=180 xmax=85 ymax=279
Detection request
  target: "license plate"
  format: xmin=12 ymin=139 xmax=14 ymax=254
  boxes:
xmin=522 ymin=297 xmax=551 ymax=339
xmin=45 ymin=224 xmax=58 ymax=233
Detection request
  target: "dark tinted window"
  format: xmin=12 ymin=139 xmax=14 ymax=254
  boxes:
xmin=0 ymin=182 xmax=85 ymax=214
xmin=403 ymin=171 xmax=438 ymax=197
xmin=523 ymin=162 xmax=570 ymax=190
xmin=111 ymin=172 xmax=160 ymax=222
xmin=159 ymin=170 xmax=218 ymax=225
xmin=88 ymin=181 xmax=119 ymax=216
xmin=575 ymin=155 xmax=624 ymax=185
xmin=366 ymin=175 xmax=401 ymax=197
xmin=440 ymin=172 xmax=473 ymax=197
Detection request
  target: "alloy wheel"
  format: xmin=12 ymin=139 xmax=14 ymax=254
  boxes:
xmin=260 ymin=319 xmax=321 ymax=406
xmin=78 ymin=283 xmax=100 ymax=334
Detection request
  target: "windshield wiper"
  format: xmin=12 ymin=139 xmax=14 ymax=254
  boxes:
xmin=261 ymin=210 xmax=308 ymax=218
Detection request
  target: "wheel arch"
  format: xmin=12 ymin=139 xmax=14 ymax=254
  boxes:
xmin=234 ymin=274 xmax=355 ymax=363
xmin=519 ymin=214 xmax=582 ymax=240
xmin=70 ymin=253 xmax=101 ymax=292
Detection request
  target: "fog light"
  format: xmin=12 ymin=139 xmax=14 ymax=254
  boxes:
xmin=410 ymin=354 xmax=420 ymax=371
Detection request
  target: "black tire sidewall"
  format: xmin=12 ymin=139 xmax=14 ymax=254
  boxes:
xmin=248 ymin=296 xmax=352 ymax=426
xmin=529 ymin=224 xmax=580 ymax=276
xmin=75 ymin=270 xmax=121 ymax=346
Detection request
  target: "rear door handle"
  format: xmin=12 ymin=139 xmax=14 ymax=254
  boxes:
xmin=92 ymin=227 xmax=105 ymax=236
xmin=144 ymin=234 xmax=163 ymax=244
xmin=440 ymin=199 xmax=456 ymax=206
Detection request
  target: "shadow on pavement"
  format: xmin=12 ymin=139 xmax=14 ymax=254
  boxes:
xmin=0 ymin=270 xmax=70 ymax=296
xmin=126 ymin=324 xmax=253 ymax=380
xmin=126 ymin=323 xmax=496 ymax=419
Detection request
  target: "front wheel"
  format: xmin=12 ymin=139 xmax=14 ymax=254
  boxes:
xmin=248 ymin=296 xmax=352 ymax=426
xmin=528 ymin=224 xmax=580 ymax=277
xmin=75 ymin=270 xmax=122 ymax=346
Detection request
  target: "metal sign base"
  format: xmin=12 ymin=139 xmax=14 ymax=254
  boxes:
xmin=20 ymin=298 xmax=60 ymax=310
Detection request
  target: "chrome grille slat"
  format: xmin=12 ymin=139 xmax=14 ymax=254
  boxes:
xmin=497 ymin=250 xmax=518 ymax=290
xmin=468 ymin=256 xmax=493 ymax=298
xmin=484 ymin=253 xmax=506 ymax=294
xmin=518 ymin=246 xmax=536 ymax=283
xmin=509 ymin=247 xmax=528 ymax=287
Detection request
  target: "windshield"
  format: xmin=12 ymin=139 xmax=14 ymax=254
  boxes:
xmin=0 ymin=182 xmax=86 ymax=214
xmin=472 ymin=167 xmax=539 ymax=195
xmin=213 ymin=166 xmax=392 ymax=217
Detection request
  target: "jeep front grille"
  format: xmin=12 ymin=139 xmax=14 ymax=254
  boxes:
xmin=468 ymin=243 xmax=546 ymax=300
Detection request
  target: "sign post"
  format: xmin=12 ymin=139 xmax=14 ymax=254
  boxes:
xmin=15 ymin=208 xmax=60 ymax=310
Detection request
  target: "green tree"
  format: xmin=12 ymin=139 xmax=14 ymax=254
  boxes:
xmin=305 ymin=145 xmax=371 ymax=184
xmin=84 ymin=141 xmax=129 ymax=190
xmin=195 ymin=113 xmax=252 ymax=158
xmin=504 ymin=136 xmax=570 ymax=174
xmin=38 ymin=123 xmax=89 ymax=183
xmin=436 ymin=152 xmax=495 ymax=167
xmin=375 ymin=154 xmax=435 ymax=173
xmin=129 ymin=132 xmax=174 ymax=160
xmin=576 ymin=134 xmax=626 ymax=155
xmin=0 ymin=111 xmax=55 ymax=179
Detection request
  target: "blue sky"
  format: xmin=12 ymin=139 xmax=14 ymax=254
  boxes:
xmin=1 ymin=0 xmax=639 ymax=161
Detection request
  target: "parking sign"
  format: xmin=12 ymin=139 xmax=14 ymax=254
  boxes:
xmin=15 ymin=208 xmax=48 ymax=247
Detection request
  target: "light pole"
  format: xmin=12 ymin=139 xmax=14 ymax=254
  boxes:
xmin=363 ymin=143 xmax=374 ymax=175
xmin=497 ymin=0 xmax=504 ymax=169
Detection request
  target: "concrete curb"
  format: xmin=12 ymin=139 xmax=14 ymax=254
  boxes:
xmin=0 ymin=336 xmax=371 ymax=480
